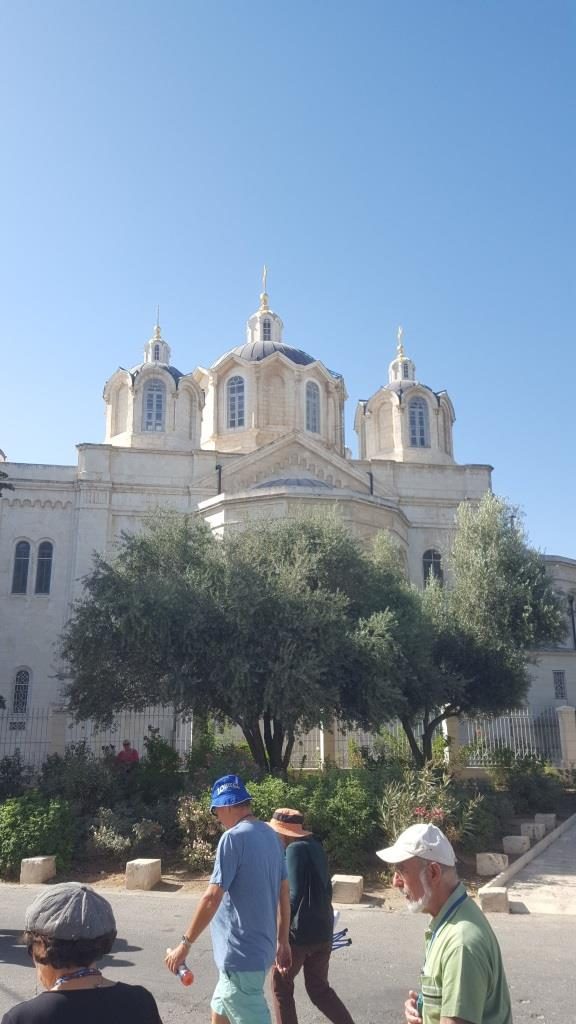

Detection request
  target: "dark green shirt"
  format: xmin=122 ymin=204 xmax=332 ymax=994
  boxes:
xmin=286 ymin=836 xmax=334 ymax=945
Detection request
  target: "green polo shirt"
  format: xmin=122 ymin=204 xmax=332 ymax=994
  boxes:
xmin=420 ymin=883 xmax=512 ymax=1024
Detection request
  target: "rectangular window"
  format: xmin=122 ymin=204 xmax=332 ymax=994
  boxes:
xmin=553 ymin=670 xmax=567 ymax=700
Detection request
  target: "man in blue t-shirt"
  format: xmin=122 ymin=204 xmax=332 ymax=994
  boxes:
xmin=165 ymin=774 xmax=291 ymax=1024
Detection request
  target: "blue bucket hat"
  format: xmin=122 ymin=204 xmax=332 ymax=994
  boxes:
xmin=210 ymin=774 xmax=252 ymax=811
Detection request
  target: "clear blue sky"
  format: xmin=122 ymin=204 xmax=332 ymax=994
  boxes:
xmin=1 ymin=1 xmax=574 ymax=555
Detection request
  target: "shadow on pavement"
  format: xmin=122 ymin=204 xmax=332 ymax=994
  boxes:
xmin=0 ymin=930 xmax=141 ymax=969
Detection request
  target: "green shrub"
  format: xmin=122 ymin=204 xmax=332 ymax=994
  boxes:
xmin=246 ymin=776 xmax=309 ymax=823
xmin=0 ymin=793 xmax=75 ymax=877
xmin=186 ymin=741 xmax=259 ymax=792
xmin=0 ymin=752 xmax=29 ymax=800
xmin=39 ymin=743 xmax=115 ymax=814
xmin=88 ymin=808 xmax=132 ymax=861
xmin=178 ymin=796 xmax=222 ymax=872
xmin=489 ymin=755 xmax=564 ymax=814
xmin=133 ymin=729 xmax=184 ymax=802
xmin=305 ymin=771 xmax=379 ymax=870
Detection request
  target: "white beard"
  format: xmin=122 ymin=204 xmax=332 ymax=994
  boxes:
xmin=405 ymin=868 xmax=433 ymax=913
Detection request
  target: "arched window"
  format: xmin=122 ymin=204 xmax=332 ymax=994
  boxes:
xmin=142 ymin=380 xmax=165 ymax=432
xmin=262 ymin=319 xmax=272 ymax=342
xmin=153 ymin=343 xmax=160 ymax=361
xmin=306 ymin=381 xmax=321 ymax=433
xmin=423 ymin=549 xmax=443 ymax=586
xmin=227 ymin=376 xmax=245 ymax=428
xmin=402 ymin=362 xmax=409 ymax=379
xmin=409 ymin=397 xmax=430 ymax=447
xmin=12 ymin=669 xmax=30 ymax=713
xmin=35 ymin=541 xmax=53 ymax=595
xmin=11 ymin=541 xmax=30 ymax=594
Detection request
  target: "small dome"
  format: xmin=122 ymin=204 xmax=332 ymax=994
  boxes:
xmin=230 ymin=339 xmax=316 ymax=366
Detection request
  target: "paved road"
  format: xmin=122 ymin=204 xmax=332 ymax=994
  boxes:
xmin=1 ymin=885 xmax=574 ymax=1023
xmin=508 ymin=816 xmax=576 ymax=914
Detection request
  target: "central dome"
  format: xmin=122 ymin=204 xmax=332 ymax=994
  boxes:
xmin=230 ymin=339 xmax=316 ymax=366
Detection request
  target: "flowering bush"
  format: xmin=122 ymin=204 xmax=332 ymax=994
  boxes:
xmin=379 ymin=765 xmax=459 ymax=847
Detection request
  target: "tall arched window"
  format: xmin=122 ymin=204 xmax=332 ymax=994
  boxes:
xmin=153 ymin=343 xmax=160 ymax=361
xmin=306 ymin=381 xmax=321 ymax=433
xmin=227 ymin=376 xmax=245 ymax=428
xmin=262 ymin=319 xmax=272 ymax=342
xmin=409 ymin=397 xmax=430 ymax=447
xmin=142 ymin=380 xmax=165 ymax=431
xmin=35 ymin=541 xmax=53 ymax=595
xmin=12 ymin=669 xmax=30 ymax=713
xmin=423 ymin=549 xmax=443 ymax=586
xmin=11 ymin=541 xmax=30 ymax=594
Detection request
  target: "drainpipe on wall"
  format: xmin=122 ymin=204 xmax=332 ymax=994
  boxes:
xmin=367 ymin=470 xmax=374 ymax=495
xmin=215 ymin=464 xmax=222 ymax=494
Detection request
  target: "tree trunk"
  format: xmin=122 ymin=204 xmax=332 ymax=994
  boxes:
xmin=400 ymin=716 xmax=425 ymax=768
xmin=281 ymin=730 xmax=295 ymax=772
xmin=238 ymin=717 xmax=270 ymax=773
xmin=421 ymin=709 xmax=454 ymax=763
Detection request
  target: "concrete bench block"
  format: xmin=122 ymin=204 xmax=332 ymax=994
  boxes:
xmin=534 ymin=813 xmax=557 ymax=833
xmin=331 ymin=874 xmax=363 ymax=903
xmin=476 ymin=852 xmax=509 ymax=876
xmin=521 ymin=822 xmax=546 ymax=841
xmin=125 ymin=858 xmax=162 ymax=890
xmin=502 ymin=835 xmax=531 ymax=855
xmin=479 ymin=886 xmax=509 ymax=914
xmin=20 ymin=856 xmax=56 ymax=884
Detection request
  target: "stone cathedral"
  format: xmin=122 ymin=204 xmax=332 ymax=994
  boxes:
xmin=1 ymin=280 xmax=574 ymax=716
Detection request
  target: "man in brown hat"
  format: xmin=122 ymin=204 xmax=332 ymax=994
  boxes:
xmin=268 ymin=807 xmax=355 ymax=1024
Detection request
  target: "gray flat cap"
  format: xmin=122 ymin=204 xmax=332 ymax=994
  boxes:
xmin=25 ymin=883 xmax=116 ymax=940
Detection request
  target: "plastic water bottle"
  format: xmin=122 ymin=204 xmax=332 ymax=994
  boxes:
xmin=177 ymin=963 xmax=194 ymax=987
xmin=166 ymin=950 xmax=194 ymax=986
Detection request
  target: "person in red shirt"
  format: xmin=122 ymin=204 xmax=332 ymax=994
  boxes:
xmin=115 ymin=740 xmax=139 ymax=767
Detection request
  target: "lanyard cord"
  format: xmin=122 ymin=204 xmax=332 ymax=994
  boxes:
xmin=53 ymin=968 xmax=103 ymax=988
xmin=424 ymin=892 xmax=468 ymax=964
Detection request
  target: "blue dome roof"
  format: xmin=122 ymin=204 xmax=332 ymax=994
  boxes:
xmin=231 ymin=339 xmax=315 ymax=366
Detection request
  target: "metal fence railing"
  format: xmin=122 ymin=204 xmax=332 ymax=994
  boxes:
xmin=0 ymin=707 xmax=193 ymax=771
xmin=461 ymin=708 xmax=562 ymax=766
xmin=0 ymin=709 xmax=51 ymax=769
xmin=0 ymin=706 xmax=567 ymax=772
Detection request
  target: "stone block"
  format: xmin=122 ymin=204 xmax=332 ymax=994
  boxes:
xmin=502 ymin=835 xmax=531 ymax=855
xmin=520 ymin=822 xmax=546 ymax=841
xmin=476 ymin=852 xmax=509 ymax=876
xmin=20 ymin=856 xmax=56 ymax=884
xmin=331 ymin=874 xmax=363 ymax=903
xmin=125 ymin=858 xmax=162 ymax=890
xmin=479 ymin=886 xmax=509 ymax=914
xmin=534 ymin=813 xmax=557 ymax=833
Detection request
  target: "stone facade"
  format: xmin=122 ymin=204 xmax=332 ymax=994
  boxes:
xmin=0 ymin=288 xmax=573 ymax=714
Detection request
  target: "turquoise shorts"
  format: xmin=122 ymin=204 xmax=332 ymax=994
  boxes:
xmin=211 ymin=969 xmax=271 ymax=1024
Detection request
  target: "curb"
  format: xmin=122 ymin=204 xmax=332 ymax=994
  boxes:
xmin=479 ymin=810 xmax=576 ymax=900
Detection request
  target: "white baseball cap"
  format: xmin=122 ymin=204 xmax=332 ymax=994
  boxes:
xmin=376 ymin=823 xmax=456 ymax=866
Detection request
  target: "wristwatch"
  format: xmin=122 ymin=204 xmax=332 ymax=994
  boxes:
xmin=181 ymin=935 xmax=192 ymax=949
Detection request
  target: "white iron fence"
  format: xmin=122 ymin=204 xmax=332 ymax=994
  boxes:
xmin=0 ymin=706 xmax=567 ymax=772
xmin=461 ymin=708 xmax=562 ymax=766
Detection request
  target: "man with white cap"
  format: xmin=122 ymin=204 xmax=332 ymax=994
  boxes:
xmin=377 ymin=823 xmax=512 ymax=1024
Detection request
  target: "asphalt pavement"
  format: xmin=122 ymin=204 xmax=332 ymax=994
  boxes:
xmin=1 ymin=885 xmax=573 ymax=1024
